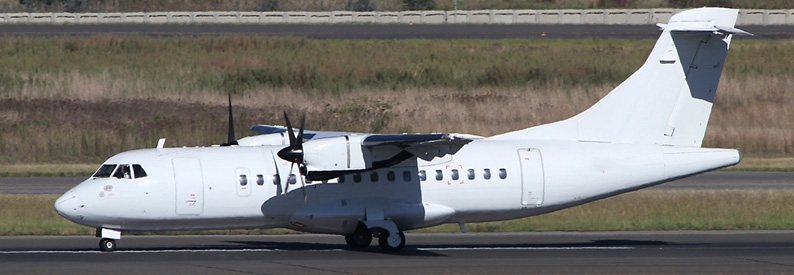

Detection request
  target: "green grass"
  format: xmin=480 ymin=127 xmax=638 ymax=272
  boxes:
xmin=4 ymin=189 xmax=794 ymax=236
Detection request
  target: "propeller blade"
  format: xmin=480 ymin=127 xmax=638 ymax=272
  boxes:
xmin=272 ymin=155 xmax=283 ymax=196
xmin=283 ymin=111 xmax=296 ymax=147
xmin=296 ymin=114 xmax=305 ymax=150
xmin=277 ymin=111 xmax=305 ymax=163
xmin=285 ymin=162 xmax=294 ymax=194
xmin=300 ymin=170 xmax=307 ymax=202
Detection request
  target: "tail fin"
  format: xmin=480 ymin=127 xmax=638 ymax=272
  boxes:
xmin=492 ymin=8 xmax=746 ymax=147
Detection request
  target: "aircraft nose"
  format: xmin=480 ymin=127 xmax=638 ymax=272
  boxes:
xmin=54 ymin=189 xmax=81 ymax=220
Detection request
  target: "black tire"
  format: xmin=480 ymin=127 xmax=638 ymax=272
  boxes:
xmin=378 ymin=231 xmax=405 ymax=252
xmin=99 ymin=238 xmax=116 ymax=252
xmin=344 ymin=231 xmax=373 ymax=250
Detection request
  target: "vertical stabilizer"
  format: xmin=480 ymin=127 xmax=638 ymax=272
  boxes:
xmin=492 ymin=8 xmax=745 ymax=147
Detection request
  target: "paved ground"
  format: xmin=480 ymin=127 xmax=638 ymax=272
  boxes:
xmin=1 ymin=231 xmax=793 ymax=274
xmin=0 ymin=24 xmax=791 ymax=39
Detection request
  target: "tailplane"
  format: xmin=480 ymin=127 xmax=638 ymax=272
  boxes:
xmin=492 ymin=8 xmax=747 ymax=147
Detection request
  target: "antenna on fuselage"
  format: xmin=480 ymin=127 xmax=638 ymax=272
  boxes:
xmin=220 ymin=93 xmax=239 ymax=147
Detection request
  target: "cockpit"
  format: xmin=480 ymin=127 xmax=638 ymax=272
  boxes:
xmin=92 ymin=164 xmax=148 ymax=179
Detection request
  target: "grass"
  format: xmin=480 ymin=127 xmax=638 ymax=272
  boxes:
xmin=1 ymin=36 xmax=793 ymax=163
xmin=4 ymin=189 xmax=794 ymax=236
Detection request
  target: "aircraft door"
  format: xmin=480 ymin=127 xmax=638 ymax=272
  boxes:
xmin=518 ymin=149 xmax=545 ymax=208
xmin=173 ymin=158 xmax=204 ymax=215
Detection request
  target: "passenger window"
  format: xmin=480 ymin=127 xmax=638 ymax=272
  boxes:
xmin=353 ymin=173 xmax=362 ymax=183
xmin=402 ymin=171 xmax=411 ymax=182
xmin=483 ymin=169 xmax=491 ymax=180
xmin=338 ymin=175 xmax=345 ymax=184
xmin=239 ymin=175 xmax=248 ymax=186
xmin=499 ymin=168 xmax=507 ymax=179
xmin=113 ymin=164 xmax=132 ymax=179
xmin=387 ymin=171 xmax=396 ymax=182
xmin=256 ymin=174 xmax=265 ymax=186
xmin=451 ymin=169 xmax=459 ymax=180
xmin=370 ymin=172 xmax=379 ymax=182
xmin=418 ymin=170 xmax=426 ymax=181
xmin=93 ymin=164 xmax=116 ymax=178
xmin=132 ymin=164 xmax=147 ymax=178
xmin=467 ymin=169 xmax=475 ymax=180
xmin=271 ymin=174 xmax=280 ymax=185
xmin=435 ymin=170 xmax=443 ymax=181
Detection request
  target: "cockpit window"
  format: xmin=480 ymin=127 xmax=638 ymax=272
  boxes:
xmin=94 ymin=164 xmax=148 ymax=179
xmin=93 ymin=164 xmax=117 ymax=178
xmin=114 ymin=164 xmax=132 ymax=179
xmin=132 ymin=164 xmax=147 ymax=178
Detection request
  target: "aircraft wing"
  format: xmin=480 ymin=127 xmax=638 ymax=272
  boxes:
xmin=361 ymin=133 xmax=474 ymax=161
xmin=302 ymin=132 xmax=478 ymax=180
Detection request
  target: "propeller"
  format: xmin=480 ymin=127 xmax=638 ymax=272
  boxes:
xmin=277 ymin=111 xmax=308 ymax=201
xmin=220 ymin=94 xmax=238 ymax=147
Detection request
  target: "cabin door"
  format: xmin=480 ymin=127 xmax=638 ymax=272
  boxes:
xmin=518 ymin=149 xmax=545 ymax=208
xmin=173 ymin=158 xmax=204 ymax=215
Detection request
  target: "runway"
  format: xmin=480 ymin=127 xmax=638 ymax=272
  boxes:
xmin=1 ymin=171 xmax=791 ymax=194
xmin=2 ymin=231 xmax=793 ymax=274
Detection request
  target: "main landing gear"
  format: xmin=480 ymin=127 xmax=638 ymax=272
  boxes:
xmin=344 ymin=221 xmax=405 ymax=252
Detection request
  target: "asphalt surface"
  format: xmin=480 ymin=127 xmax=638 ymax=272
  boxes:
xmin=0 ymin=24 xmax=792 ymax=39
xmin=1 ymin=231 xmax=793 ymax=274
xmin=1 ymin=171 xmax=790 ymax=194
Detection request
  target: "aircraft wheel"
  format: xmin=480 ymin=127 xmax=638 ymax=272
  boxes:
xmin=345 ymin=231 xmax=373 ymax=250
xmin=378 ymin=231 xmax=405 ymax=252
xmin=99 ymin=238 xmax=116 ymax=252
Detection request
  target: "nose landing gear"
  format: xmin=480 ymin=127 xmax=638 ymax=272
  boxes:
xmin=99 ymin=238 xmax=116 ymax=252
xmin=96 ymin=228 xmax=121 ymax=252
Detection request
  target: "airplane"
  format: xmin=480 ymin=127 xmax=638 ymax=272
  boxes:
xmin=54 ymin=7 xmax=747 ymax=252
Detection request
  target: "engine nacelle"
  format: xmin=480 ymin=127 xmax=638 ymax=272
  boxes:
xmin=302 ymin=135 xmax=403 ymax=172
xmin=237 ymin=133 xmax=287 ymax=146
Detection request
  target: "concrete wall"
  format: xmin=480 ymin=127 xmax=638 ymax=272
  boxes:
xmin=1 ymin=9 xmax=792 ymax=25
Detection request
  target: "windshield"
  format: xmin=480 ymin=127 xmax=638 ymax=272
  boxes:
xmin=93 ymin=163 xmax=149 ymax=179
xmin=93 ymin=164 xmax=117 ymax=178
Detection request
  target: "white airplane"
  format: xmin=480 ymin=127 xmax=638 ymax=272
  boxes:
xmin=55 ymin=7 xmax=747 ymax=252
